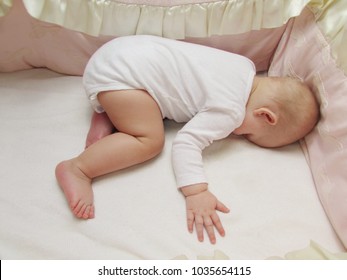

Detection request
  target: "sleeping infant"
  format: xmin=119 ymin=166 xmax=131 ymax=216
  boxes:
xmin=56 ymin=35 xmax=319 ymax=244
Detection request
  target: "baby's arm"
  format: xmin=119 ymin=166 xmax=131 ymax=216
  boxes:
xmin=172 ymin=110 xmax=236 ymax=243
xmin=181 ymin=183 xmax=230 ymax=244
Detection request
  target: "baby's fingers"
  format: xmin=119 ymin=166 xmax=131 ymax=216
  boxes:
xmin=195 ymin=215 xmax=204 ymax=242
xmin=211 ymin=212 xmax=226 ymax=237
xmin=216 ymin=200 xmax=230 ymax=213
xmin=187 ymin=210 xmax=195 ymax=233
xmin=203 ymin=215 xmax=216 ymax=244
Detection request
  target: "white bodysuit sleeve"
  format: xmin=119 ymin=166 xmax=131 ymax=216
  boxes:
xmin=171 ymin=108 xmax=242 ymax=188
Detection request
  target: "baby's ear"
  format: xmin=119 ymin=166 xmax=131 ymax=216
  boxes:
xmin=254 ymin=108 xmax=278 ymax=125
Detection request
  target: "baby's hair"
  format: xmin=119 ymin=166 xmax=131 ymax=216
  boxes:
xmin=268 ymin=76 xmax=320 ymax=141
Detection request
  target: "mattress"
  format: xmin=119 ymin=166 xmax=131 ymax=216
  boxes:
xmin=0 ymin=68 xmax=344 ymax=259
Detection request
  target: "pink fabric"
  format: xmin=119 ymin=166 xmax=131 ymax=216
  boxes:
xmin=0 ymin=0 xmax=111 ymax=75
xmin=269 ymin=8 xmax=347 ymax=248
xmin=0 ymin=0 xmax=286 ymax=75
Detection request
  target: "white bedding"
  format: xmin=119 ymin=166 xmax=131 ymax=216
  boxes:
xmin=0 ymin=69 xmax=344 ymax=259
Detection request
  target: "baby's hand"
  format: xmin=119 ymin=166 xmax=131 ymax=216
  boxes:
xmin=182 ymin=183 xmax=230 ymax=244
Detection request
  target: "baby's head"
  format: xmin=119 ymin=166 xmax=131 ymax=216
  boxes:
xmin=234 ymin=76 xmax=319 ymax=148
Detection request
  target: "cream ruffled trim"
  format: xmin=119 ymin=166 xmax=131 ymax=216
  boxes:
xmin=21 ymin=0 xmax=310 ymax=38
xmin=0 ymin=0 xmax=13 ymax=17
xmin=307 ymin=0 xmax=347 ymax=74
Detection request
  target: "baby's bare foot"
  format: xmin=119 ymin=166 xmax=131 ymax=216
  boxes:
xmin=55 ymin=160 xmax=95 ymax=219
xmin=85 ymin=112 xmax=114 ymax=148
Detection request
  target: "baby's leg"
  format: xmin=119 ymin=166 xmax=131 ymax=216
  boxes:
xmin=56 ymin=89 xmax=164 ymax=219
xmin=85 ymin=112 xmax=114 ymax=149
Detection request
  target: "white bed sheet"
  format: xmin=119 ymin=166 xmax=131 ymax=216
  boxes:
xmin=0 ymin=69 xmax=344 ymax=259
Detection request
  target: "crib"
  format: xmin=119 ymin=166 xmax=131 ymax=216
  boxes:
xmin=0 ymin=0 xmax=346 ymax=260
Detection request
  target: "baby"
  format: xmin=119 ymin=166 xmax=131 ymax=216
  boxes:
xmin=56 ymin=35 xmax=319 ymax=244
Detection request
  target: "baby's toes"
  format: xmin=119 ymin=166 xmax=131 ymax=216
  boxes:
xmin=77 ymin=204 xmax=89 ymax=219
xmin=88 ymin=205 xmax=95 ymax=219
xmin=82 ymin=205 xmax=93 ymax=219
xmin=72 ymin=201 xmax=85 ymax=218
xmin=77 ymin=204 xmax=95 ymax=219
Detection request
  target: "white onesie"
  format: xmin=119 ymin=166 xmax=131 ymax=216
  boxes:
xmin=83 ymin=35 xmax=256 ymax=188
